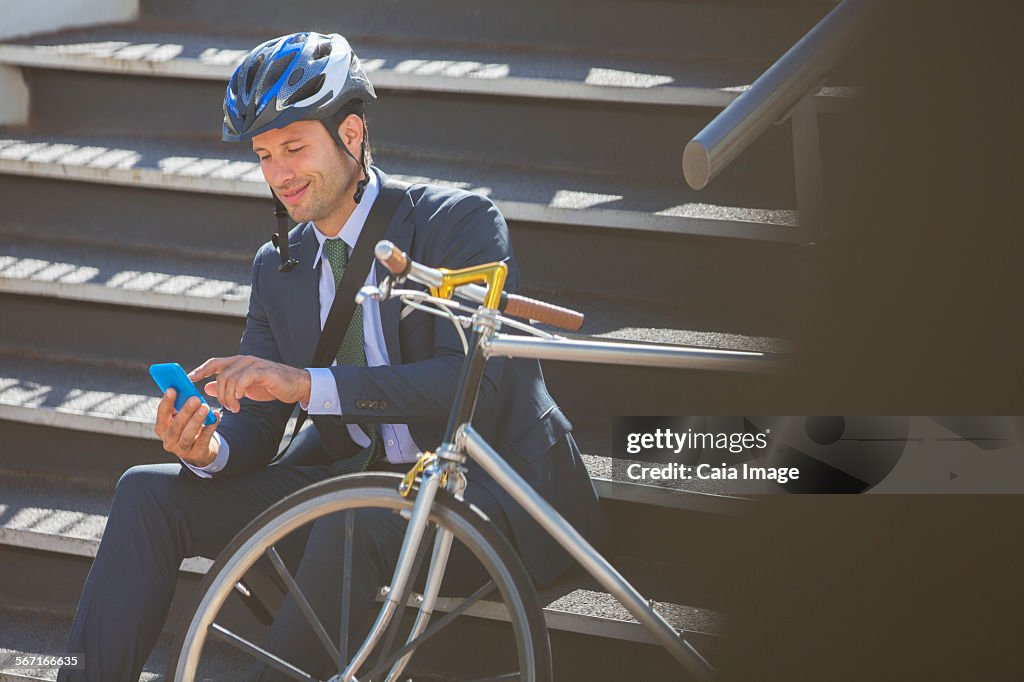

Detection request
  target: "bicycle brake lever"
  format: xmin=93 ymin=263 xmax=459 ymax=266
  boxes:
xmin=357 ymin=272 xmax=398 ymax=304
xmin=355 ymin=285 xmax=382 ymax=304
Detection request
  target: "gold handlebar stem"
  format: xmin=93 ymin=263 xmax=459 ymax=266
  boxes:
xmin=430 ymin=262 xmax=508 ymax=311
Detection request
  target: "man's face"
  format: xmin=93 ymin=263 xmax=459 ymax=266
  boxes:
xmin=251 ymin=119 xmax=355 ymax=225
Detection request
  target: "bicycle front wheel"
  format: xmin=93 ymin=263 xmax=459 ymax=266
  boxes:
xmin=167 ymin=472 xmax=551 ymax=682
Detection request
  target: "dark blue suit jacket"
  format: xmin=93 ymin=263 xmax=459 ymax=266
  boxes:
xmin=203 ymin=168 xmax=604 ymax=585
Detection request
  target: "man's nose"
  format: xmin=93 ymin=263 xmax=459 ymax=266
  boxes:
xmin=261 ymin=158 xmax=295 ymax=187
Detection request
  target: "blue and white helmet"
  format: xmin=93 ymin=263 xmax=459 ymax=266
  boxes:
xmin=222 ymin=32 xmax=376 ymax=142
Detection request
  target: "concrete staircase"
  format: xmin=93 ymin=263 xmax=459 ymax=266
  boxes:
xmin=0 ymin=1 xmax=852 ymax=679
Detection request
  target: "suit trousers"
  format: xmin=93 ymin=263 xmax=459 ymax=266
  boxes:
xmin=56 ymin=438 xmax=513 ymax=682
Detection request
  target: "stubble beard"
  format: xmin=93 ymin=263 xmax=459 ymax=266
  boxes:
xmin=283 ymin=153 xmax=358 ymax=225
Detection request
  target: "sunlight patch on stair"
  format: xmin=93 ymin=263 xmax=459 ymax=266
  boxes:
xmin=585 ymin=67 xmax=674 ymax=89
xmin=550 ymin=190 xmax=623 ymax=210
xmin=30 ymin=40 xmax=183 ymax=62
xmin=393 ymin=59 xmax=509 ymax=79
xmin=0 ymin=140 xmax=140 ymax=169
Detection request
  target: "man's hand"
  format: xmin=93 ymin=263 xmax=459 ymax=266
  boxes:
xmin=154 ymin=389 xmax=221 ymax=467
xmin=188 ymin=355 xmax=312 ymax=413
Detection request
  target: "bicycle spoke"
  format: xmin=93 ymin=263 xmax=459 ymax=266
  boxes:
xmin=209 ymin=622 xmax=317 ymax=682
xmin=338 ymin=510 xmax=354 ymax=668
xmin=266 ymin=545 xmax=341 ymax=668
xmin=376 ymin=523 xmax=438 ymax=665
xmin=362 ymin=580 xmax=497 ymax=681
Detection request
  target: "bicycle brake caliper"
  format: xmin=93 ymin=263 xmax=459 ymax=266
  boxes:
xmin=399 ymin=451 xmax=436 ymax=497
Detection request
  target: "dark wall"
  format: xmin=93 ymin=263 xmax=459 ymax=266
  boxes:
xmin=723 ymin=494 xmax=1024 ymax=681
xmin=720 ymin=6 xmax=1024 ymax=680
xmin=787 ymin=2 xmax=1022 ymax=415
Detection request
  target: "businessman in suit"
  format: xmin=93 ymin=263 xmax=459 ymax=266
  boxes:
xmin=59 ymin=31 xmax=604 ymax=682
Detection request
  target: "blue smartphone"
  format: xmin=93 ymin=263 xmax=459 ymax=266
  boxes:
xmin=149 ymin=362 xmax=217 ymax=426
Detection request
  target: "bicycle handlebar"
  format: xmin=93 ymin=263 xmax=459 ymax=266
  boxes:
xmin=374 ymin=240 xmax=585 ymax=331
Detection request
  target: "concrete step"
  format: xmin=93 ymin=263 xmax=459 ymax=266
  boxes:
xmin=0 ymin=232 xmax=251 ymax=316
xmin=0 ymin=21 xmax=857 ymax=111
xmin=0 ymin=525 xmax=726 ymax=644
xmin=0 ymin=293 xmax=785 ymax=422
xmin=0 ymin=469 xmax=726 ymax=677
xmin=0 ymin=129 xmax=798 ymax=239
xmin=0 ymin=227 xmax=796 ymax=341
xmin=0 ymin=291 xmax=786 ymax=421
xmin=0 ymin=231 xmax=789 ymax=418
xmin=0 ymin=554 xmax=719 ymax=680
xmin=0 ymin=133 xmax=803 ymax=312
xmin=10 ymin=56 xmax=807 ymax=196
xmin=134 ymin=0 xmax=833 ymax=63
xmin=0 ymin=351 xmax=750 ymax=519
xmin=0 ymin=129 xmax=803 ymax=326
xmin=0 ymin=231 xmax=789 ymax=347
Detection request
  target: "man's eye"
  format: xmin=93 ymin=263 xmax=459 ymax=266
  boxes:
xmin=257 ymin=155 xmax=270 ymax=162
xmin=287 ymin=146 xmax=305 ymax=154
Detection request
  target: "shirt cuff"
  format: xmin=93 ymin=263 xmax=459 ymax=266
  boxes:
xmin=305 ymin=367 xmax=343 ymax=415
xmin=180 ymin=432 xmax=230 ymax=479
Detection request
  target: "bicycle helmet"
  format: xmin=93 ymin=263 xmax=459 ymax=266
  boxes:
xmin=223 ymin=32 xmax=377 ymax=270
xmin=223 ymin=31 xmax=375 ymax=143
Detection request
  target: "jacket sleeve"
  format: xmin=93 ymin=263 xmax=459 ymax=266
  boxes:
xmin=193 ymin=245 xmax=295 ymax=477
xmin=327 ymin=193 xmax=515 ymax=423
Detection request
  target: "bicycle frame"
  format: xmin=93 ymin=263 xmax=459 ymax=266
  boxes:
xmin=333 ymin=241 xmax=782 ymax=675
xmin=339 ymin=251 xmax=781 ymax=682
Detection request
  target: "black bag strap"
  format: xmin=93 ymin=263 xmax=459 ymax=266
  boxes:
xmin=275 ymin=177 xmax=410 ymax=461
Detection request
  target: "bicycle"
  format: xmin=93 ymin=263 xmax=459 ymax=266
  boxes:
xmin=167 ymin=241 xmax=780 ymax=682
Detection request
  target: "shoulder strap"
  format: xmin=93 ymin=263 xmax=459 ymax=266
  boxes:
xmin=276 ymin=177 xmax=410 ymax=461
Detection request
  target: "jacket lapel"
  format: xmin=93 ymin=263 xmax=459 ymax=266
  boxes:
xmin=284 ymin=223 xmax=322 ymax=367
xmin=374 ymin=169 xmax=415 ymax=366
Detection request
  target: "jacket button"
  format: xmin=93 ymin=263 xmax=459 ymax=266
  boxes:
xmin=356 ymin=400 xmax=366 ymax=409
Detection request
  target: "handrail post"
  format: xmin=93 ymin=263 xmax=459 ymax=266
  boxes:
xmin=791 ymin=95 xmax=824 ymax=246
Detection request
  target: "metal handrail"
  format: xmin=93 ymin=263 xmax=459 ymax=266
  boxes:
xmin=682 ymin=0 xmax=875 ymax=190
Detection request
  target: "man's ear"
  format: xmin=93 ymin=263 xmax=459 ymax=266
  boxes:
xmin=336 ymin=114 xmax=364 ymax=160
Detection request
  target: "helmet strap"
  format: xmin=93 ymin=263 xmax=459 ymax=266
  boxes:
xmin=336 ymin=136 xmax=369 ymax=204
xmin=322 ymin=116 xmax=369 ymax=204
xmin=271 ymin=193 xmax=299 ymax=272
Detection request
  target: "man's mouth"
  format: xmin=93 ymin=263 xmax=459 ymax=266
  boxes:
xmin=278 ymin=182 xmax=309 ymax=204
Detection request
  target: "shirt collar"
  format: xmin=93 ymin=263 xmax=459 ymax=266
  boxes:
xmin=311 ymin=167 xmax=381 ymax=268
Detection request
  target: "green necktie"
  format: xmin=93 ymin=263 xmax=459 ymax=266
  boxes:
xmin=322 ymin=238 xmax=383 ymax=476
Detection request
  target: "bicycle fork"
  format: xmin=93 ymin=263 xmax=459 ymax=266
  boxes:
xmin=334 ymin=459 xmax=461 ymax=682
xmin=337 ymin=319 xmax=496 ymax=681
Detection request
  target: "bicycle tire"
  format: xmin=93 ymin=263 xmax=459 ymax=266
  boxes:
xmin=166 ymin=472 xmax=552 ymax=682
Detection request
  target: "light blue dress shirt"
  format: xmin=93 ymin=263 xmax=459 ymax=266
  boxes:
xmin=182 ymin=169 xmax=422 ymax=478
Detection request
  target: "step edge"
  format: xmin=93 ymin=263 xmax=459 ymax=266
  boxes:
xmin=0 ymin=401 xmax=750 ymax=512
xmin=592 ymin=477 xmax=749 ymax=515
xmin=0 ymin=43 xmax=856 ymax=111
xmin=0 ymin=526 xmax=212 ymax=574
xmin=0 ymin=274 xmax=248 ymax=316
xmin=0 ymin=155 xmax=798 ymax=241
xmin=0 ymin=529 xmax=721 ymax=640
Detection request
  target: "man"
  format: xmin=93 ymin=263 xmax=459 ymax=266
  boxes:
xmin=58 ymin=31 xmax=604 ymax=681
